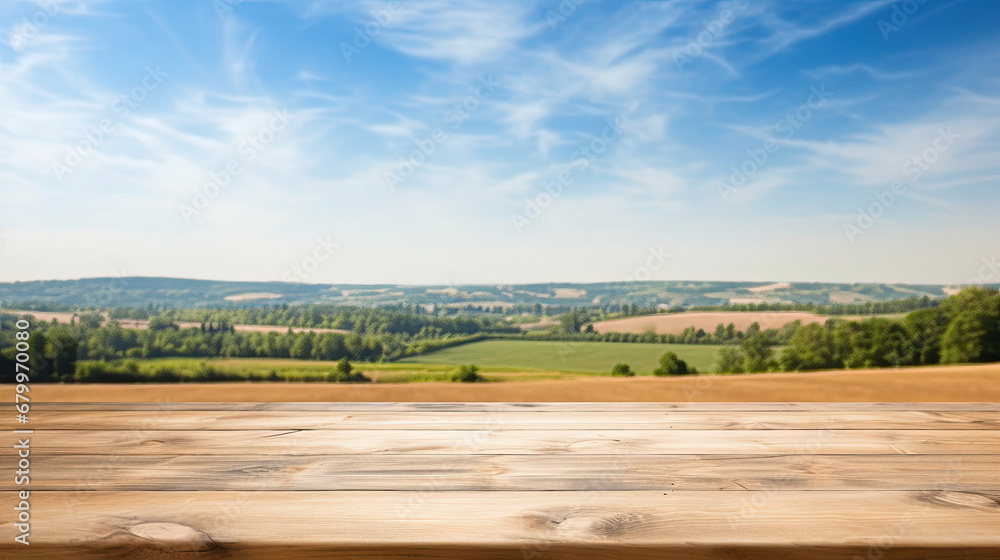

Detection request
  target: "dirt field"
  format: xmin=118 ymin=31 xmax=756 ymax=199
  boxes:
xmin=747 ymin=282 xmax=791 ymax=293
xmin=101 ymin=319 xmax=348 ymax=335
xmin=222 ymin=292 xmax=283 ymax=301
xmin=32 ymin=363 xmax=1000 ymax=402
xmin=590 ymin=311 xmax=834 ymax=334
xmin=2 ymin=310 xmax=81 ymax=323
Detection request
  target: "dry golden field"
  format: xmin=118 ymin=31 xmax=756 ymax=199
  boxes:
xmin=589 ymin=311 xmax=833 ymax=334
xmin=32 ymin=363 xmax=1000 ymax=403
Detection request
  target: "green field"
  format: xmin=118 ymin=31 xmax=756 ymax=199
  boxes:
xmin=399 ymin=340 xmax=724 ymax=374
xmin=73 ymin=357 xmax=567 ymax=383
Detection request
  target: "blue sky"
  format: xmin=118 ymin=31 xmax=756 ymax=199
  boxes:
xmin=1 ymin=0 xmax=998 ymax=285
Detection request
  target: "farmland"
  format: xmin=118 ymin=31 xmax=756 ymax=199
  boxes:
xmin=74 ymin=357 xmax=505 ymax=383
xmin=588 ymin=310 xmax=909 ymax=335
xmin=0 ymin=277 xmax=962 ymax=309
xmin=4 ymin=287 xmax=997 ymax=384
xmin=29 ymin=363 xmax=1000 ymax=403
xmin=399 ymin=339 xmax=724 ymax=373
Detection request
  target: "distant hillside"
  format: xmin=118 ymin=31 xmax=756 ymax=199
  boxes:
xmin=0 ymin=277 xmax=972 ymax=310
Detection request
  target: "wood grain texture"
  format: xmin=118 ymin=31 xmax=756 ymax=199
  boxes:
xmin=4 ymin=402 xmax=999 ymax=558
xmin=10 ymin=401 xmax=1000 ymax=411
xmin=7 ymin=428 xmax=1000 ymax=456
xmin=2 ymin=491 xmax=999 ymax=559
xmin=15 ymin=409 xmax=1000 ymax=430
xmin=11 ymin=454 xmax=998 ymax=492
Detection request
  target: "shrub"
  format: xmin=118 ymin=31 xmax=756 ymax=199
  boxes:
xmin=328 ymin=361 xmax=371 ymax=382
xmin=611 ymin=363 xmax=634 ymax=377
xmin=452 ymin=364 xmax=482 ymax=383
xmin=336 ymin=359 xmax=352 ymax=375
xmin=653 ymin=351 xmax=691 ymax=376
xmin=327 ymin=370 xmax=372 ymax=383
xmin=150 ymin=367 xmax=182 ymax=382
xmin=73 ymin=361 xmax=147 ymax=383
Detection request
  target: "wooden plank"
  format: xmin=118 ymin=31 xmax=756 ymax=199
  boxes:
xmin=8 ymin=429 xmax=1000 ymax=455
xmin=16 ymin=409 xmax=1000 ymax=430
xmin=7 ymin=403 xmax=998 ymax=557
xmin=2 ymin=491 xmax=999 ymax=559
xmin=12 ymin=454 xmax=998 ymax=492
xmin=14 ymin=401 xmax=1000 ymax=412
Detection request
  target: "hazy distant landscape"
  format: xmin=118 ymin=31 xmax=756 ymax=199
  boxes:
xmin=0 ymin=276 xmax=965 ymax=308
xmin=4 ymin=277 xmax=999 ymax=398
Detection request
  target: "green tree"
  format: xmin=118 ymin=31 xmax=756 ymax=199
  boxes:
xmin=43 ymin=326 xmax=79 ymax=380
xmin=780 ymin=323 xmax=835 ymax=371
xmin=289 ymin=333 xmax=314 ymax=360
xmin=312 ymin=333 xmax=346 ymax=361
xmin=837 ymin=319 xmax=913 ymax=368
xmin=77 ymin=312 xmax=104 ymax=329
xmin=27 ymin=331 xmax=54 ymax=381
xmin=654 ymin=351 xmax=690 ymax=375
xmin=741 ymin=332 xmax=773 ymax=373
xmin=715 ymin=347 xmax=744 ymax=373
xmin=560 ymin=310 xmax=586 ymax=334
xmin=0 ymin=349 xmax=16 ymax=383
xmin=713 ymin=323 xmax=726 ymax=342
xmin=725 ymin=322 xmax=736 ymax=340
xmin=611 ymin=363 xmax=634 ymax=377
xmin=327 ymin=358 xmax=371 ymax=382
xmin=939 ymin=287 xmax=1000 ymax=364
xmin=903 ymin=307 xmax=949 ymax=365
xmin=336 ymin=358 xmax=353 ymax=376
xmin=147 ymin=315 xmax=179 ymax=331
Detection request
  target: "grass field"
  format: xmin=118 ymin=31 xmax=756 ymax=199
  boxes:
xmin=82 ymin=357 xmax=569 ymax=383
xmin=398 ymin=340 xmax=724 ymax=374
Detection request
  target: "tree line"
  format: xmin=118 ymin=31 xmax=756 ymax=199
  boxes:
xmin=0 ymin=312 xmax=495 ymax=382
xmin=525 ymin=317 xmax=801 ymax=346
xmin=108 ymin=304 xmax=520 ymax=336
xmin=717 ymin=287 xmax=999 ymax=373
xmin=688 ymin=295 xmax=938 ymax=316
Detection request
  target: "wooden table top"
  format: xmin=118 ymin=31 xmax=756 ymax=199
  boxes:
xmin=3 ymin=402 xmax=1000 ymax=559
